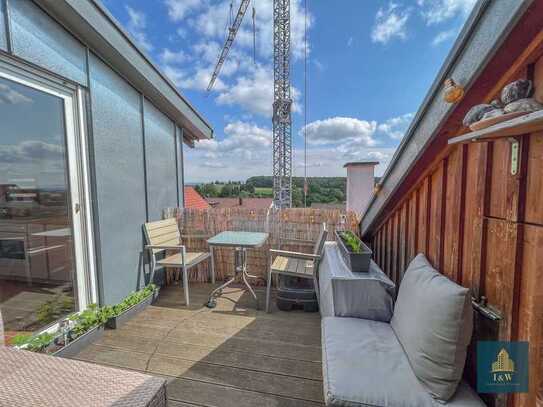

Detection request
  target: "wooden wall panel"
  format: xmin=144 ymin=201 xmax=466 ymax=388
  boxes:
xmin=417 ymin=179 xmax=429 ymax=254
xmin=525 ymin=132 xmax=543 ymax=226
xmin=443 ymin=147 xmax=464 ymax=282
xmin=488 ymin=138 xmax=521 ymax=222
xmin=513 ymin=224 xmax=543 ymax=407
xmin=391 ymin=212 xmax=399 ymax=285
xmin=428 ymin=164 xmax=444 ymax=269
xmin=386 ymin=219 xmax=392 ymax=278
xmin=462 ymin=143 xmax=488 ymax=296
xmin=483 ymin=218 xmax=518 ymax=340
xmin=399 ymin=202 xmax=408 ymax=282
xmin=407 ymin=193 xmax=417 ymax=263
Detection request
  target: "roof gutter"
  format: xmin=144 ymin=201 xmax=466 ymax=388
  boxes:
xmin=36 ymin=0 xmax=213 ymax=144
xmin=360 ymin=0 xmax=533 ymax=235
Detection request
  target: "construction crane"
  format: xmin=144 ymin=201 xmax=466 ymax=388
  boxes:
xmin=207 ymin=0 xmax=293 ymax=208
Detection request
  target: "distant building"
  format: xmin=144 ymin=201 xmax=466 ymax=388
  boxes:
xmin=184 ymin=187 xmax=210 ymax=209
xmin=310 ymin=202 xmax=346 ymax=211
xmin=344 ymin=161 xmax=379 ymax=217
xmin=207 ymin=197 xmax=273 ymax=210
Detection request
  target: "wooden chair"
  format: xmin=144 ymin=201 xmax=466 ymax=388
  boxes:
xmin=143 ymin=218 xmax=214 ymax=306
xmin=266 ymin=224 xmax=328 ymax=313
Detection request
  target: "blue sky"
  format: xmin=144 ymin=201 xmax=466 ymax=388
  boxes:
xmin=103 ymin=0 xmax=476 ymax=182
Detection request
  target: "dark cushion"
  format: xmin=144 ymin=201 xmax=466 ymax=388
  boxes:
xmin=391 ymin=254 xmax=473 ymax=402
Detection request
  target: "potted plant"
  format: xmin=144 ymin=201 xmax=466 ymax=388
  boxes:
xmin=335 ymin=230 xmax=373 ymax=272
xmin=104 ymin=284 xmax=157 ymax=329
xmin=53 ymin=304 xmax=107 ymax=358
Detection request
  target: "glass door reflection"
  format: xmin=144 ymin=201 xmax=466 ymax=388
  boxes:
xmin=0 ymin=75 xmax=78 ymax=345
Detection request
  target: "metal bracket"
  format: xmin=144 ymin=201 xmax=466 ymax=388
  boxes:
xmin=508 ymin=137 xmax=520 ymax=176
xmin=472 ymin=296 xmax=502 ymax=321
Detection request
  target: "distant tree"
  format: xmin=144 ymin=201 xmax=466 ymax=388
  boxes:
xmin=220 ymin=184 xmax=234 ymax=197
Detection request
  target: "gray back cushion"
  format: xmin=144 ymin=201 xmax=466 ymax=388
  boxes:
xmin=391 ymin=254 xmax=473 ymax=402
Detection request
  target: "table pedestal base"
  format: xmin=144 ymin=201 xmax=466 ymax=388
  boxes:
xmin=205 ymin=247 xmax=259 ymax=309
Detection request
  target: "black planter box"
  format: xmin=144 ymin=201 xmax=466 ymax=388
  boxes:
xmin=53 ymin=325 xmax=104 ymax=358
xmin=105 ymin=289 xmax=158 ymax=329
xmin=335 ymin=231 xmax=372 ymax=273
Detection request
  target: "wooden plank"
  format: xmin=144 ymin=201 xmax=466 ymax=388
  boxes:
xmin=145 ymin=217 xmax=178 ymax=231
xmin=488 ymin=138 xmax=521 ymax=222
xmin=417 ymin=179 xmax=429 ymax=254
xmin=443 ymin=147 xmax=464 ymax=282
xmin=390 ymin=212 xmax=399 ymax=285
xmin=398 ymin=202 xmax=408 ymax=281
xmin=513 ymin=224 xmax=543 ymax=407
xmin=167 ymin=378 xmax=324 ymax=407
xmin=407 ymin=193 xmax=417 ymax=262
xmin=448 ymin=110 xmax=543 ymax=145
xmin=147 ymin=224 xmax=179 ymax=239
xmin=525 ymin=132 xmax=543 ymax=226
xmin=428 ymin=165 xmax=444 ymax=269
xmin=153 ymin=341 xmax=322 ymax=380
xmin=385 ymin=219 xmax=393 ymax=278
xmin=462 ymin=143 xmax=488 ymax=295
xmin=483 ymin=218 xmax=518 ymax=340
xmin=147 ymin=356 xmax=324 ymax=402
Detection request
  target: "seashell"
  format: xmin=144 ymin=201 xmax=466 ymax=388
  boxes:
xmin=490 ymin=99 xmax=503 ymax=109
xmin=443 ymin=79 xmax=464 ymax=103
xmin=501 ymin=79 xmax=533 ymax=105
xmin=481 ymin=108 xmax=504 ymax=120
xmin=463 ymin=104 xmax=494 ymax=127
xmin=503 ymin=98 xmax=543 ymax=114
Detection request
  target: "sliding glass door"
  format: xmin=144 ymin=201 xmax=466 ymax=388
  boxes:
xmin=0 ymin=63 xmax=94 ymax=345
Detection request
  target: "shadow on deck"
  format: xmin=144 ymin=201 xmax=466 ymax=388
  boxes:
xmin=71 ymin=283 xmax=324 ymax=406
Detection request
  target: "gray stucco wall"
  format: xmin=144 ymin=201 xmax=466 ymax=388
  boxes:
xmin=0 ymin=0 xmax=192 ymax=305
xmin=88 ymin=53 xmax=147 ymax=305
xmin=0 ymin=0 xmax=7 ymax=51
xmin=9 ymin=0 xmax=87 ymax=85
xmin=144 ymin=99 xmax=178 ymax=221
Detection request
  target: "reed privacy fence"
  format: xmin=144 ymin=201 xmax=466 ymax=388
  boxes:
xmin=162 ymin=208 xmax=359 ymax=284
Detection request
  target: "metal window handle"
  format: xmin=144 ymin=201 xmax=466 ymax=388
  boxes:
xmin=74 ymin=203 xmax=81 ymax=214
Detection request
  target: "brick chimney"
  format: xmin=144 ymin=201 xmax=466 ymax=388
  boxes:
xmin=344 ymin=161 xmax=378 ymax=217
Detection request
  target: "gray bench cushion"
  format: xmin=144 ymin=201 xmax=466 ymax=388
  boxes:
xmin=391 ymin=254 xmax=473 ymax=402
xmin=319 ymin=242 xmax=395 ymax=321
xmin=321 ymin=317 xmax=484 ymax=407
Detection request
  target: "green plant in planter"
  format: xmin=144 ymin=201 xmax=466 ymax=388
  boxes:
xmin=69 ymin=304 xmax=107 ymax=339
xmin=11 ymin=332 xmax=56 ymax=352
xmin=339 ymin=231 xmax=363 ymax=254
xmin=36 ymin=294 xmax=74 ymax=326
xmin=105 ymin=284 xmax=156 ymax=318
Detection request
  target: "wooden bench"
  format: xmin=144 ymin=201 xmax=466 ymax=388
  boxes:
xmin=144 ymin=218 xmax=214 ymax=306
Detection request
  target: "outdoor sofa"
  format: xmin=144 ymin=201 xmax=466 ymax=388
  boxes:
xmin=320 ymin=251 xmax=485 ymax=406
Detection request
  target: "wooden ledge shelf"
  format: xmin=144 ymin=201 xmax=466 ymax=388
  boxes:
xmin=448 ymin=109 xmax=543 ymax=144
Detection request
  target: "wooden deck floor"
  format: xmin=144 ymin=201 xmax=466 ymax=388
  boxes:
xmin=71 ymin=283 xmax=324 ymax=406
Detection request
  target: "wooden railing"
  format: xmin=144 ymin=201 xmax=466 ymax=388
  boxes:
xmin=163 ymin=207 xmax=359 ymax=284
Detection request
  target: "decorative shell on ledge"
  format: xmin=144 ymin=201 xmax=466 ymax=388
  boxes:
xmin=463 ymin=104 xmax=494 ymax=127
xmin=503 ymin=98 xmax=543 ymax=114
xmin=443 ymin=79 xmax=464 ymax=103
xmin=501 ymin=79 xmax=533 ymax=105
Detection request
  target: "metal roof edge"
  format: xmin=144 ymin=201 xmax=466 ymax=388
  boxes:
xmin=36 ymin=0 xmax=213 ymax=142
xmin=360 ymin=0 xmax=533 ymax=236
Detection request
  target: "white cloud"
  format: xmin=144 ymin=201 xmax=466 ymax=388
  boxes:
xmin=0 ymin=140 xmax=63 ymax=163
xmin=417 ymin=0 xmax=476 ymax=25
xmin=215 ymin=65 xmax=301 ymax=118
xmin=188 ymin=0 xmax=312 ymax=61
xmin=377 ymin=112 xmax=414 ymax=139
xmin=163 ymin=64 xmax=227 ymax=92
xmin=371 ymin=3 xmax=410 ymax=44
xmin=431 ymin=28 xmax=458 ymax=46
xmin=0 ymin=84 xmax=33 ymax=104
xmin=160 ymin=48 xmax=190 ymax=64
xmin=347 ymin=37 xmax=354 ymax=47
xmin=164 ymin=0 xmax=204 ymax=21
xmin=125 ymin=6 xmax=153 ymax=51
xmin=301 ymin=117 xmax=378 ymax=147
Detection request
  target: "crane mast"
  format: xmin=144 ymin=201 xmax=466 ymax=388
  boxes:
xmin=207 ymin=0 xmax=293 ymax=208
xmin=272 ymin=0 xmax=292 ymax=208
